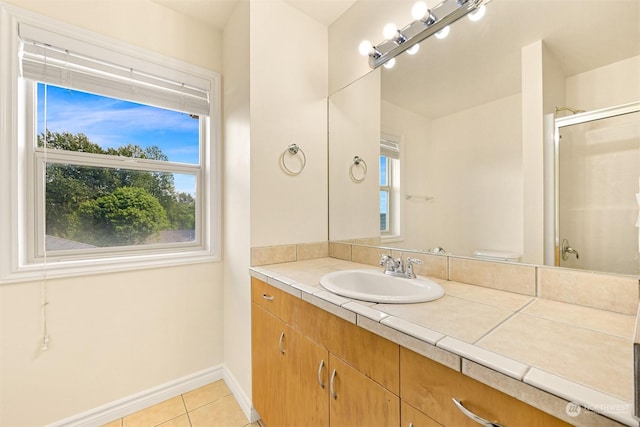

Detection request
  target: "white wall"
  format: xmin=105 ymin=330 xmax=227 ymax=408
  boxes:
xmin=381 ymin=100 xmax=430 ymax=250
xmin=566 ymin=55 xmax=640 ymax=111
xmin=221 ymin=0 xmax=329 ymax=416
xmin=428 ymin=94 xmax=523 ymax=257
xmin=2 ymin=0 xmax=222 ymax=72
xmin=222 ymin=0 xmax=253 ymax=415
xmin=329 ymin=71 xmax=381 ymax=241
xmin=249 ymin=1 xmax=328 ymax=248
xmin=0 ymin=2 xmax=224 ymax=426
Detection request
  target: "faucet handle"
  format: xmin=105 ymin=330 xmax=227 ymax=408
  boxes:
xmin=379 ymin=253 xmax=392 ymax=265
xmin=405 ymin=257 xmax=424 ymax=278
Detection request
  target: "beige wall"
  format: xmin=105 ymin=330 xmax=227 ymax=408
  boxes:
xmin=329 ymin=70 xmax=381 ymax=241
xmin=222 ymin=0 xmax=252 ymax=413
xmin=3 ymin=0 xmax=222 ymax=72
xmin=429 ymin=94 xmax=523 ymax=257
xmin=221 ymin=0 xmax=329 ymax=414
xmin=566 ymin=55 xmax=640 ymax=110
xmin=249 ymin=1 xmax=328 ymax=248
xmin=381 ymin=100 xmax=431 ymax=250
xmin=0 ymin=2 xmax=224 ymax=426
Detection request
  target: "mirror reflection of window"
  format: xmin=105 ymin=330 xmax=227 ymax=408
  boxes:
xmin=380 ymin=137 xmax=400 ymax=236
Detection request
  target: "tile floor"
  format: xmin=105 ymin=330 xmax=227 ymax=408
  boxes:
xmin=100 ymin=380 xmax=259 ymax=427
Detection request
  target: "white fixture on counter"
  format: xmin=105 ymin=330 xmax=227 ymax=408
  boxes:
xmin=320 ymin=269 xmax=445 ymax=304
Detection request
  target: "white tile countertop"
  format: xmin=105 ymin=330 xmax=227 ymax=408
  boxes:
xmin=249 ymin=257 xmax=638 ymax=427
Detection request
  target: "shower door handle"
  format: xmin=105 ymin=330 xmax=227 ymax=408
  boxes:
xmin=561 ymin=239 xmax=580 ymax=261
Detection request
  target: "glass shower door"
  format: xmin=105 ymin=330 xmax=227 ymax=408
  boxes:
xmin=556 ymin=106 xmax=640 ymax=275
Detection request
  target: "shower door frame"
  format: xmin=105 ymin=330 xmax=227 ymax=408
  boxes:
xmin=553 ymin=100 xmax=640 ymax=269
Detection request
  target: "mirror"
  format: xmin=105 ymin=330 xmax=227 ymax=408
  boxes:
xmin=555 ymin=103 xmax=640 ymax=275
xmin=328 ymin=0 xmax=640 ymax=275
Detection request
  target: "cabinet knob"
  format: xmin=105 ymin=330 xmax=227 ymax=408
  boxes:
xmin=452 ymin=398 xmax=503 ymax=427
xmin=262 ymin=294 xmax=274 ymax=301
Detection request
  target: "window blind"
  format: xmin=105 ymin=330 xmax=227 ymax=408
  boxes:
xmin=18 ymin=23 xmax=211 ymax=116
xmin=381 ymin=138 xmax=400 ymax=159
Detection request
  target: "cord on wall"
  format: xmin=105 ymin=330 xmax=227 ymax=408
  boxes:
xmin=40 ymin=79 xmax=51 ymax=353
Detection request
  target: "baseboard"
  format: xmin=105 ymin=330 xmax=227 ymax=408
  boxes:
xmin=223 ymin=366 xmax=260 ymax=423
xmin=47 ymin=365 xmax=224 ymax=427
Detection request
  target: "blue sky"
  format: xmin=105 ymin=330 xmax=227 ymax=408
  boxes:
xmin=37 ymin=84 xmax=200 ymax=165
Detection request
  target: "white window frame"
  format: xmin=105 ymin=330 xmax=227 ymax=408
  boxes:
xmin=0 ymin=4 xmax=221 ymax=283
xmin=380 ymin=133 xmax=402 ymax=241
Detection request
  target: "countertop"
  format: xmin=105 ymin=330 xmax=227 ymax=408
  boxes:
xmin=249 ymin=257 xmax=638 ymax=427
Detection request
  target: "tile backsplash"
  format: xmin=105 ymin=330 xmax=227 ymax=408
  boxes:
xmin=251 ymin=241 xmax=640 ymax=314
xmin=251 ymin=242 xmax=328 ymax=266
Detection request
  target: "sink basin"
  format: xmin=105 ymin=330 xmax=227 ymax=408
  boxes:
xmin=319 ymin=269 xmax=445 ymax=304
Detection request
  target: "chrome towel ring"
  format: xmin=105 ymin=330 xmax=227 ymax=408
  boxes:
xmin=349 ymin=156 xmax=367 ymax=183
xmin=280 ymin=143 xmax=306 ymax=175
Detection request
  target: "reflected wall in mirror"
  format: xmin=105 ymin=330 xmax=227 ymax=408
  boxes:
xmin=328 ymin=0 xmax=640 ymax=275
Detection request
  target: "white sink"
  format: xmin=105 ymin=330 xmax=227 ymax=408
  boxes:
xmin=319 ymin=269 xmax=445 ymax=304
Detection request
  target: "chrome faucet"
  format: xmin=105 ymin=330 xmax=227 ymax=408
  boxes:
xmin=379 ymin=253 xmax=423 ymax=279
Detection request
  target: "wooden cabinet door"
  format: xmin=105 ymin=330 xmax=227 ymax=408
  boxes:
xmin=401 ymin=401 xmax=443 ymax=427
xmin=286 ymin=324 xmax=329 ymax=427
xmin=252 ymin=303 xmax=289 ymax=427
xmin=400 ymin=348 xmax=570 ymax=427
xmin=329 ymin=354 xmax=400 ymax=427
xmin=252 ymin=303 xmax=329 ymax=427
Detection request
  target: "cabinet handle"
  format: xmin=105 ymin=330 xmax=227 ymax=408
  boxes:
xmin=278 ymin=331 xmax=286 ymax=354
xmin=317 ymin=359 xmax=326 ymax=388
xmin=262 ymin=294 xmax=274 ymax=301
xmin=329 ymin=369 xmax=338 ymax=399
xmin=452 ymin=398 xmax=504 ymax=427
xmin=409 ymin=424 xmax=414 ymax=427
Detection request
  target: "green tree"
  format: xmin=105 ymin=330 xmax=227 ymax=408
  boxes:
xmin=72 ymin=187 xmax=169 ymax=246
xmin=39 ymin=131 xmax=196 ymax=243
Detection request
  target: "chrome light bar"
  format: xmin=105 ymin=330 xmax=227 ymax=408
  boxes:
xmin=365 ymin=0 xmax=484 ymax=69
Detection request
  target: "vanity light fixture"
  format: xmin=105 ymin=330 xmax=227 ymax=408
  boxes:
xmin=468 ymin=4 xmax=486 ymax=22
xmin=359 ymin=0 xmax=486 ymax=69
xmin=435 ymin=25 xmax=450 ymax=39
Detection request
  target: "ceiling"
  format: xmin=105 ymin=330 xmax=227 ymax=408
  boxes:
xmin=151 ymin=0 xmax=357 ymax=30
xmin=381 ymin=0 xmax=640 ymax=119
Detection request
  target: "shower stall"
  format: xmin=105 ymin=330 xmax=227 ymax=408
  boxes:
xmin=551 ymin=102 xmax=640 ymax=275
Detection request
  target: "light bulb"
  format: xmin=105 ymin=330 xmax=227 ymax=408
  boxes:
xmin=468 ymin=4 xmax=486 ymax=22
xmin=358 ymin=40 xmax=374 ymax=56
xmin=411 ymin=1 xmax=428 ymax=20
xmin=407 ymin=44 xmax=420 ymax=55
xmin=383 ymin=58 xmax=396 ymax=69
xmin=435 ymin=25 xmax=450 ymax=39
xmin=383 ymin=23 xmax=398 ymax=41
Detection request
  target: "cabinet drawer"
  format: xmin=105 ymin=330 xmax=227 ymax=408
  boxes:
xmin=400 ymin=347 xmax=570 ymax=427
xmin=251 ymin=277 xmax=298 ymax=324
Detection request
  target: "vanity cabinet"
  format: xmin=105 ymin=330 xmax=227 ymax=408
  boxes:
xmin=252 ymin=304 xmax=329 ymax=426
xmin=400 ymin=347 xmax=570 ymax=427
xmin=252 ymin=278 xmax=570 ymax=427
xmin=251 ymin=278 xmax=400 ymax=427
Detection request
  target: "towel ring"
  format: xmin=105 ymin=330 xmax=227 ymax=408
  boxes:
xmin=280 ymin=144 xmax=306 ymax=176
xmin=349 ymin=156 xmax=367 ymax=183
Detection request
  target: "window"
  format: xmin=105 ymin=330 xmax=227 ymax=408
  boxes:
xmin=380 ymin=136 xmax=401 ymax=237
xmin=0 ymin=7 xmax=220 ymax=281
